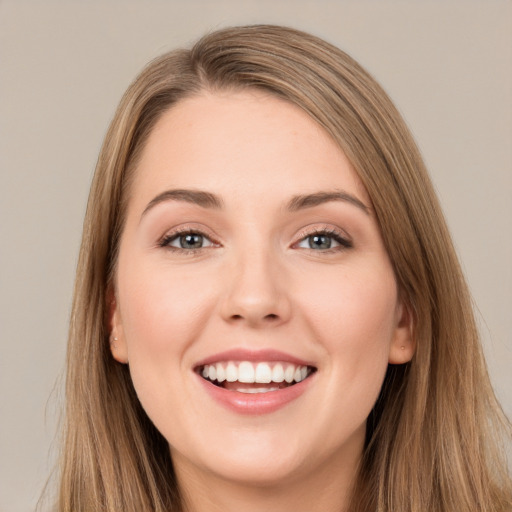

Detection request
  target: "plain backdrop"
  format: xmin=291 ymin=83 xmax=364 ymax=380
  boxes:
xmin=1 ymin=1 xmax=511 ymax=511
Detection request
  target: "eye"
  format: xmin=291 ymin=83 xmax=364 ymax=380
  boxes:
xmin=295 ymin=230 xmax=352 ymax=251
xmin=160 ymin=231 xmax=216 ymax=251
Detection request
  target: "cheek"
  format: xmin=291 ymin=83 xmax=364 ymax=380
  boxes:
xmin=117 ymin=258 xmax=219 ymax=363
xmin=116 ymin=260 xmax=220 ymax=427
xmin=299 ymin=265 xmax=397 ymax=392
xmin=301 ymin=265 xmax=398 ymax=343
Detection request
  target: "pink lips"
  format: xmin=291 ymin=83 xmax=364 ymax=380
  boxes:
xmin=194 ymin=349 xmax=316 ymax=415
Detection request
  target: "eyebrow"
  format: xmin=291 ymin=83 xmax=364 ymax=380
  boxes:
xmin=142 ymin=189 xmax=224 ymax=217
xmin=287 ymin=190 xmax=370 ymax=214
xmin=141 ymin=188 xmax=370 ymax=218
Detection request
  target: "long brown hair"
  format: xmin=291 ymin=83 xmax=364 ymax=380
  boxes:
xmin=57 ymin=25 xmax=512 ymax=511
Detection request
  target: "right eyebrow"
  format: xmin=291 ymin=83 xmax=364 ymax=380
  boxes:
xmin=141 ymin=189 xmax=224 ymax=219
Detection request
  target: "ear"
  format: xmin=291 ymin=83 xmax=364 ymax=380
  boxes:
xmin=106 ymin=286 xmax=129 ymax=364
xmin=388 ymin=299 xmax=415 ymax=365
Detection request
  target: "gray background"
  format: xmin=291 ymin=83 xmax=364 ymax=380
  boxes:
xmin=1 ymin=1 xmax=511 ymax=511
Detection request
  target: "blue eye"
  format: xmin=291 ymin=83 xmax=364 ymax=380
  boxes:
xmin=177 ymin=233 xmax=204 ymax=249
xmin=160 ymin=231 xmax=215 ymax=250
xmin=296 ymin=231 xmax=352 ymax=251
xmin=306 ymin=234 xmax=334 ymax=250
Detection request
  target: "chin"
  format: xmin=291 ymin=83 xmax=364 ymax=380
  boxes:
xmin=171 ymin=430 xmax=313 ymax=487
xmin=201 ymin=455 xmax=306 ymax=487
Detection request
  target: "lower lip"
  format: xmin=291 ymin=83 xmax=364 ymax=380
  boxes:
xmin=196 ymin=373 xmax=315 ymax=415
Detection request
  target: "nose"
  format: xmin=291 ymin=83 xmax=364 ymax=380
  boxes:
xmin=219 ymin=249 xmax=292 ymax=327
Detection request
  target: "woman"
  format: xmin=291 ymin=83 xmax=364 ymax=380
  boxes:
xmin=57 ymin=25 xmax=512 ymax=511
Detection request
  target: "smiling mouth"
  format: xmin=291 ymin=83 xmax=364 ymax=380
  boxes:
xmin=196 ymin=361 xmax=317 ymax=393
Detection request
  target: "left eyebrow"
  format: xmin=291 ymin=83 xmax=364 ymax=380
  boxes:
xmin=286 ymin=190 xmax=370 ymax=215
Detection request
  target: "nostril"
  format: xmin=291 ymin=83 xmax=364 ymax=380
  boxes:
xmin=230 ymin=313 xmax=279 ymax=321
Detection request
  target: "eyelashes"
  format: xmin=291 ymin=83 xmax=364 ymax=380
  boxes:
xmin=158 ymin=225 xmax=353 ymax=255
xmin=293 ymin=227 xmax=352 ymax=252
xmin=158 ymin=227 xmax=219 ymax=254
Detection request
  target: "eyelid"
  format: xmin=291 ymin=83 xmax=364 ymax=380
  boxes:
xmin=292 ymin=224 xmax=353 ymax=250
xmin=156 ymin=223 xmax=352 ymax=253
xmin=157 ymin=224 xmax=221 ymax=249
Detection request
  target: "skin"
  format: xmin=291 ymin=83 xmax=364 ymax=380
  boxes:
xmin=111 ymin=90 xmax=414 ymax=512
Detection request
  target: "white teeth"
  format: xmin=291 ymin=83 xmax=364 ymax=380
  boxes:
xmin=200 ymin=361 xmax=312 ymax=386
xmin=254 ymin=362 xmax=272 ymax=383
xmin=237 ymin=386 xmax=280 ymax=394
xmin=271 ymin=363 xmax=285 ymax=383
xmin=284 ymin=365 xmax=295 ymax=383
xmin=226 ymin=362 xmax=237 ymax=382
xmin=216 ymin=363 xmax=226 ymax=382
xmin=238 ymin=361 xmax=255 ymax=383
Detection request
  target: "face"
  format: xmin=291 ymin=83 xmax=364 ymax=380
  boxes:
xmin=111 ymin=90 xmax=413 ymax=489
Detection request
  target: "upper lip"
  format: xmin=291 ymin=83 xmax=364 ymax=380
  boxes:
xmin=194 ymin=348 xmax=316 ymax=369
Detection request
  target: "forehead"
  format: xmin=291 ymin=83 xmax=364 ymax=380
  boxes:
xmin=129 ymin=89 xmax=369 ymax=210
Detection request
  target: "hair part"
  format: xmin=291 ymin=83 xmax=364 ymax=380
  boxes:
xmin=56 ymin=25 xmax=512 ymax=511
